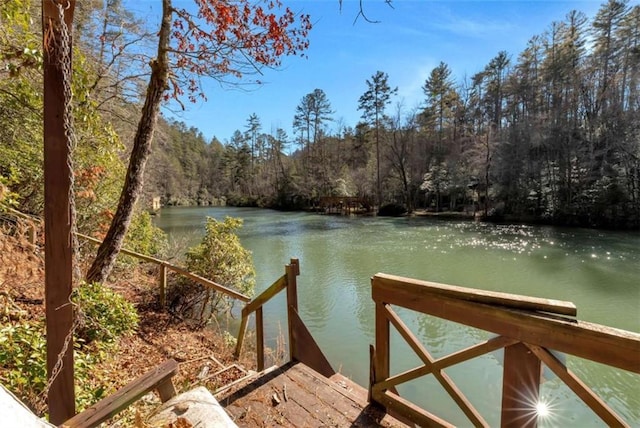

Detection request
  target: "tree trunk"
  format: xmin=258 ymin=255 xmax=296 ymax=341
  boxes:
xmin=86 ymin=0 xmax=172 ymax=284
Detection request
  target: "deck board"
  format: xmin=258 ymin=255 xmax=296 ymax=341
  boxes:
xmin=217 ymin=362 xmax=407 ymax=427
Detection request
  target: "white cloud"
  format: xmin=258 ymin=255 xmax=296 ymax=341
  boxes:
xmin=432 ymin=9 xmax=516 ymax=38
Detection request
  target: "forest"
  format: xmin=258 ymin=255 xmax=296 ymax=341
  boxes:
xmin=1 ymin=0 xmax=639 ymax=229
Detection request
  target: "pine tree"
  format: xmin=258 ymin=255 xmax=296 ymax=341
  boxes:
xmin=358 ymin=71 xmax=397 ymax=207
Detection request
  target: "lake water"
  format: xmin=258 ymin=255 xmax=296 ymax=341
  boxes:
xmin=154 ymin=206 xmax=640 ymax=426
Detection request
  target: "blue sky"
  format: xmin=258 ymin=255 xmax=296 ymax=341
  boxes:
xmin=136 ymin=0 xmax=616 ymax=143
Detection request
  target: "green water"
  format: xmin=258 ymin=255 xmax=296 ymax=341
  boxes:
xmin=154 ymin=206 xmax=640 ymax=426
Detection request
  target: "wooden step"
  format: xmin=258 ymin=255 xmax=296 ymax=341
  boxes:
xmin=218 ymin=361 xmax=407 ymax=427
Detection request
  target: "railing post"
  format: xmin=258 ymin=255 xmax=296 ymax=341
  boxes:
xmin=234 ymin=309 xmax=249 ymax=359
xmin=501 ymin=343 xmax=541 ymax=428
xmin=372 ymin=278 xmax=390 ymax=409
xmin=158 ymin=264 xmax=167 ymax=308
xmin=374 ymin=301 xmax=390 ymax=382
xmin=28 ymin=221 xmax=37 ymax=245
xmin=368 ymin=344 xmax=376 ymax=402
xmin=256 ymin=307 xmax=264 ymax=371
xmin=286 ymin=258 xmax=299 ymax=362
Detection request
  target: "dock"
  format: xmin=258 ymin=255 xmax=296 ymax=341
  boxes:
xmin=318 ymin=196 xmax=372 ymax=215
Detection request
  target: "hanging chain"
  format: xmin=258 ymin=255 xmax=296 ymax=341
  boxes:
xmin=38 ymin=1 xmax=81 ymax=411
xmin=55 ymin=0 xmax=81 ymax=282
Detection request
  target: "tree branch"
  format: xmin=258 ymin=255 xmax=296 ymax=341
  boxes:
xmin=353 ymin=0 xmax=394 ymax=25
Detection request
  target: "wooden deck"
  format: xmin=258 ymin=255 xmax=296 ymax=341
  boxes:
xmin=217 ymin=362 xmax=406 ymax=427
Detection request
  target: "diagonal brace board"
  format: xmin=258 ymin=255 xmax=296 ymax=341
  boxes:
xmin=375 ymin=335 xmax=518 ymax=392
xmin=374 ymin=304 xmax=487 ymax=427
xmin=526 ymin=344 xmax=628 ymax=427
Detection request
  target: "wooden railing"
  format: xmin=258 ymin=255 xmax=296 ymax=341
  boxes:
xmin=234 ymin=259 xmax=334 ymax=377
xmin=77 ymin=233 xmax=250 ymax=304
xmin=1 ymin=207 xmax=40 ymax=244
xmin=79 ymin=236 xmax=328 ymax=375
xmin=63 ymin=359 xmax=178 ymax=428
xmin=234 ymin=259 xmax=298 ymax=371
xmin=369 ymin=273 xmax=640 ymax=428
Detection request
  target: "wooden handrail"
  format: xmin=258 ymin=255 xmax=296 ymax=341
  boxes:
xmin=234 ymin=274 xmax=286 ymax=363
xmin=369 ymin=273 xmax=640 ymax=428
xmin=1 ymin=207 xmax=40 ymax=244
xmin=62 ymin=359 xmax=178 ymax=428
xmin=234 ymin=258 xmax=333 ymax=377
xmin=164 ymin=263 xmax=250 ymax=302
xmin=373 ymin=272 xmax=577 ymax=316
xmin=76 ymin=233 xmax=250 ymax=302
xmin=241 ymin=275 xmax=287 ymax=316
xmin=234 ymin=259 xmax=298 ymax=370
xmin=372 ymin=274 xmax=639 ymax=372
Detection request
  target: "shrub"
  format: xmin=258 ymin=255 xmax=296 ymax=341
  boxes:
xmin=125 ymin=211 xmax=167 ymax=256
xmin=0 ymin=320 xmax=111 ymax=413
xmin=0 ymin=283 xmax=137 ymax=413
xmin=73 ymin=282 xmax=139 ymax=344
xmin=0 ymin=176 xmax=19 ymax=210
xmin=171 ymin=216 xmax=255 ymax=326
xmin=0 ymin=322 xmax=47 ymax=407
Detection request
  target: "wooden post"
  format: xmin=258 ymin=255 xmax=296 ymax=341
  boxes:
xmin=371 ymin=276 xmax=391 ymax=409
xmin=159 ymin=264 xmax=167 ymax=308
xmin=501 ymin=343 xmax=541 ymax=428
xmin=368 ymin=344 xmax=376 ymax=402
xmin=43 ymin=0 xmax=76 ymax=424
xmin=28 ymin=221 xmax=37 ymax=245
xmin=157 ymin=378 xmax=178 ymax=402
xmin=374 ymin=301 xmax=390 ymax=388
xmin=234 ymin=310 xmax=249 ymax=359
xmin=286 ymin=258 xmax=299 ymax=361
xmin=256 ymin=307 xmax=264 ymax=371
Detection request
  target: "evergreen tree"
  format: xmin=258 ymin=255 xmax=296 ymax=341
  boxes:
xmin=245 ymin=113 xmax=262 ymax=170
xmin=358 ymin=71 xmax=397 ymax=207
xmin=293 ymin=88 xmax=333 ymax=162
